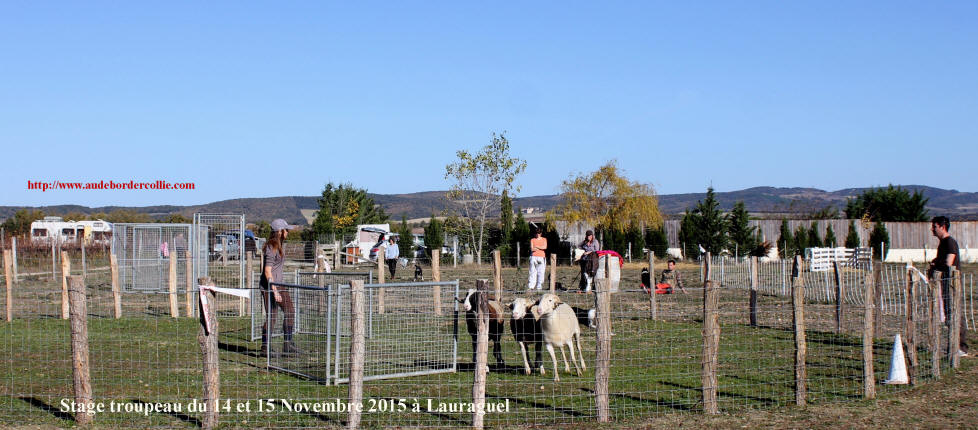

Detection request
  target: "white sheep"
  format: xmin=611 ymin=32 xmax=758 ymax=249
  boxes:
xmin=535 ymin=293 xmax=586 ymax=382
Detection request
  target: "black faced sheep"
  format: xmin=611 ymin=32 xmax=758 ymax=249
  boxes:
xmin=462 ymin=288 xmax=505 ymax=369
xmin=510 ymin=297 xmax=544 ymax=375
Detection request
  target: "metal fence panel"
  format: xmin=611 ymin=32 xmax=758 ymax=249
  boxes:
xmin=264 ymin=280 xmax=458 ymax=385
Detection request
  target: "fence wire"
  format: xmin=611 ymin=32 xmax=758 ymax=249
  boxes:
xmin=1 ymin=250 xmax=973 ymax=428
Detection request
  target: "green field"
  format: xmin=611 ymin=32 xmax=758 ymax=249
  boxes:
xmin=0 ymin=292 xmax=930 ymax=429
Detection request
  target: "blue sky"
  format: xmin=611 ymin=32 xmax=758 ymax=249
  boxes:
xmin=2 ymin=1 xmax=976 ymax=207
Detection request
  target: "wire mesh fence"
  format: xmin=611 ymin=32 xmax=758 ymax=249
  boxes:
xmin=2 ymin=246 xmax=974 ymax=428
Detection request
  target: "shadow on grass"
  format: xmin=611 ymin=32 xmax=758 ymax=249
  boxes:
xmin=488 ymin=394 xmax=586 ymax=417
xmin=657 ymin=380 xmax=780 ymax=406
xmin=18 ymin=396 xmax=74 ymax=422
xmin=218 ymin=340 xmax=258 ymax=357
xmin=131 ymin=398 xmax=200 ymax=427
xmin=456 ymin=362 xmax=521 ymax=373
xmin=578 ymin=388 xmax=696 ymax=412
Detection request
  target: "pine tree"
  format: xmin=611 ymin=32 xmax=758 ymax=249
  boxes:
xmin=601 ymin=228 xmax=624 ymax=255
xmin=499 ymin=191 xmax=514 ymax=260
xmin=793 ymin=225 xmax=809 ymax=257
xmin=869 ymin=221 xmax=890 ymax=260
xmin=627 ymin=224 xmax=646 ymax=260
xmin=845 ymin=220 xmax=861 ymax=249
xmin=694 ymin=187 xmax=728 ymax=254
xmin=512 ymin=210 xmax=530 ymax=261
xmin=844 ymin=185 xmax=929 ymax=221
xmin=824 ymin=224 xmax=837 ymax=247
xmin=777 ymin=218 xmax=793 ymax=258
xmin=679 ymin=209 xmax=699 ymax=259
xmin=423 ymin=215 xmax=444 ymax=259
xmin=808 ymin=222 xmax=823 ymax=248
xmin=727 ymin=201 xmax=757 ymax=258
xmin=645 ymin=226 xmax=669 ymax=258
xmin=397 ymin=216 xmax=413 ymax=259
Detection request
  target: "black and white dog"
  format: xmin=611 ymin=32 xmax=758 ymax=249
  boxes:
xmin=414 ymin=264 xmax=424 ymax=281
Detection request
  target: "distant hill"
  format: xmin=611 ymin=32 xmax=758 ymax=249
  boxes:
xmin=4 ymin=185 xmax=978 ymax=225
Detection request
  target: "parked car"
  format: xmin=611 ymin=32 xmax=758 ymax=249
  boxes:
xmin=212 ymin=233 xmax=241 ymax=260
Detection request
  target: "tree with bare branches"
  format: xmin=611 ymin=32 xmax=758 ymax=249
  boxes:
xmin=445 ymin=132 xmax=526 ymax=264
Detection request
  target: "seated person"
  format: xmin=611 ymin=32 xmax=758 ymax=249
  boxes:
xmin=659 ymin=259 xmax=688 ymax=294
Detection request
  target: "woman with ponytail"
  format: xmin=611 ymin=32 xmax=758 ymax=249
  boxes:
xmin=260 ymin=219 xmax=299 ymax=357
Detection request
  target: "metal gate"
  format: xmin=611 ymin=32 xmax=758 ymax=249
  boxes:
xmin=250 ymin=271 xmax=374 ymax=341
xmin=266 ymin=280 xmax=459 ymax=384
xmin=193 ymin=213 xmax=245 ymax=290
xmin=111 ymin=223 xmax=195 ymax=292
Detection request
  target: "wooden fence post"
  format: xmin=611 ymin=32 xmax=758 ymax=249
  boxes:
xmin=949 ymin=268 xmax=962 ymax=369
xmin=10 ymin=237 xmax=16 ymax=280
xmin=333 ymin=241 xmax=340 ymax=269
xmin=549 ymin=253 xmax=557 ymax=294
xmin=792 ymin=255 xmax=807 ymax=406
xmin=110 ymin=254 xmax=121 ymax=319
xmin=61 ymin=251 xmax=71 ymax=320
xmin=493 ymin=250 xmax=502 ymax=300
xmin=749 ymin=256 xmax=758 ymax=327
xmin=863 ymin=266 xmax=876 ymax=399
xmin=649 ymin=251 xmax=657 ymax=320
xmin=432 ymin=249 xmax=441 ymax=316
xmin=221 ymin=236 xmax=228 ymax=267
xmin=930 ymin=276 xmax=941 ymax=379
xmin=67 ymin=275 xmax=93 ymax=426
xmin=377 ymin=251 xmax=385 ymax=315
xmin=472 ymin=279 xmax=489 ymax=429
xmin=4 ymin=249 xmax=13 ymax=322
xmin=169 ymin=252 xmax=179 ymax=318
xmin=905 ymin=266 xmax=916 ymax=385
xmin=197 ymin=278 xmax=219 ymax=430
xmin=702 ymin=253 xmax=719 ymax=414
xmin=595 ymin=256 xmax=612 ymax=421
xmin=348 ymin=279 xmax=366 ymax=430
xmin=833 ymin=261 xmax=843 ymax=333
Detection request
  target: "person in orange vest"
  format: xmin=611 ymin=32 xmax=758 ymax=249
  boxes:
xmin=527 ymin=228 xmax=548 ymax=290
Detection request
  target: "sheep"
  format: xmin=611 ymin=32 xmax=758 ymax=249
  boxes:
xmin=461 ymin=288 xmax=505 ymax=369
xmin=535 ymin=293 xmax=586 ymax=382
xmin=571 ymin=306 xmax=597 ymax=329
xmin=510 ymin=297 xmax=545 ymax=375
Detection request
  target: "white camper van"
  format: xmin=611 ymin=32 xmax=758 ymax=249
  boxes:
xmin=30 ymin=217 xmax=113 ymax=244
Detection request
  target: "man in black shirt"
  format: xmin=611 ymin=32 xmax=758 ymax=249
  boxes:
xmin=929 ymin=216 xmax=968 ymax=356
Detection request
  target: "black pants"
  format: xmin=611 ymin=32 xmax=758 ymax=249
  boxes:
xmin=386 ymin=258 xmax=397 ymax=278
